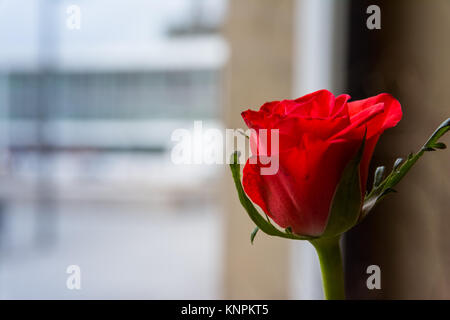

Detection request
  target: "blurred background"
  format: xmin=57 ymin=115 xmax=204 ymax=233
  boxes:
xmin=0 ymin=0 xmax=449 ymax=299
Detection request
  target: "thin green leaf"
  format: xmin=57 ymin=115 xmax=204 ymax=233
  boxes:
xmin=373 ymin=166 xmax=385 ymax=188
xmin=432 ymin=142 xmax=446 ymax=149
xmin=393 ymin=158 xmax=403 ymax=171
xmin=250 ymin=227 xmax=259 ymax=244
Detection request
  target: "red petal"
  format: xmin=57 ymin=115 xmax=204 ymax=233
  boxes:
xmin=242 ymin=136 xmax=360 ymax=236
xmin=343 ymin=94 xmax=402 ymax=194
xmin=331 ymin=94 xmax=351 ymax=118
xmin=348 ymin=93 xmax=402 ymax=133
xmin=290 ymin=89 xmax=336 ymax=118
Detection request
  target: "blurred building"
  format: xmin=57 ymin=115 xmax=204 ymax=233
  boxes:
xmin=0 ymin=0 xmax=228 ymax=299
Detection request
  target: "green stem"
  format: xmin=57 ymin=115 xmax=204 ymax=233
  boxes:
xmin=310 ymin=235 xmax=345 ymax=300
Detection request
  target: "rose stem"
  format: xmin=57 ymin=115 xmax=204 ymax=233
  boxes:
xmin=310 ymin=235 xmax=345 ymax=300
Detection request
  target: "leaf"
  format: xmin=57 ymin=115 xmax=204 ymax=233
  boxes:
xmin=362 ymin=118 xmax=450 ymax=219
xmin=250 ymin=227 xmax=259 ymax=244
xmin=373 ymin=166 xmax=386 ymax=188
xmin=229 ymin=151 xmax=315 ymax=242
xmin=432 ymin=142 xmax=447 ymax=149
xmin=393 ymin=158 xmax=403 ymax=170
xmin=321 ymin=137 xmax=365 ymax=238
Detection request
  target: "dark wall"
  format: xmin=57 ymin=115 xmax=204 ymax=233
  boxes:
xmin=345 ymin=0 xmax=450 ymax=299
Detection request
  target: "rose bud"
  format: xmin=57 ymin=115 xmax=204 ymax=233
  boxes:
xmin=238 ymin=89 xmax=402 ymax=238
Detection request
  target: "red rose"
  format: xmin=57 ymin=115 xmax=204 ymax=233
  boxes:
xmin=241 ymin=89 xmax=402 ymax=237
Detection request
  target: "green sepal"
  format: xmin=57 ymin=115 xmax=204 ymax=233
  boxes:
xmin=229 ymin=151 xmax=316 ymax=243
xmin=361 ymin=118 xmax=450 ymax=219
xmin=320 ymin=137 xmax=365 ymax=238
